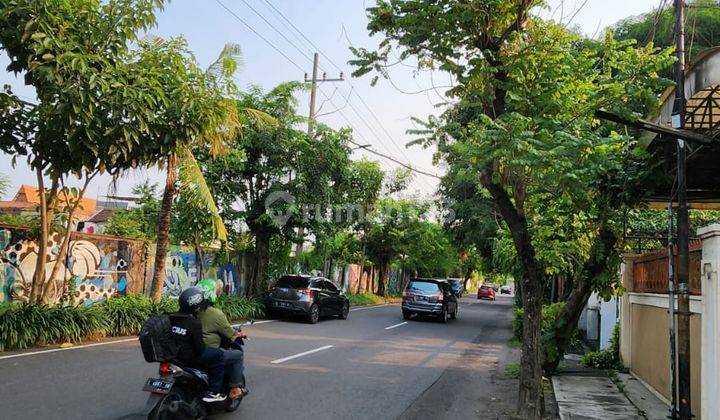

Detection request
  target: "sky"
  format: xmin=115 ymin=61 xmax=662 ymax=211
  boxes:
xmin=0 ymin=0 xmax=659 ymax=201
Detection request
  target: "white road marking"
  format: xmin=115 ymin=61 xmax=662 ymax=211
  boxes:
xmin=0 ymin=304 xmax=389 ymax=360
xmin=0 ymin=319 xmax=272 ymax=360
xmin=384 ymin=321 xmax=408 ymax=330
xmin=350 ymin=303 xmax=391 ymax=312
xmin=270 ymin=345 xmax=334 ymax=364
xmin=0 ymin=338 xmax=138 ymax=361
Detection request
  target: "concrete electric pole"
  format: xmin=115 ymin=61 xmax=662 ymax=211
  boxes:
xmin=672 ymin=1 xmax=691 ymax=419
xmin=294 ymin=52 xmax=344 ymax=258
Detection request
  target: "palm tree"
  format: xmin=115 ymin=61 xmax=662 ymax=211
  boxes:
xmin=149 ymin=44 xmax=274 ymax=302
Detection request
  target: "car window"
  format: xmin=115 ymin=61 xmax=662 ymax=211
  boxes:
xmin=324 ymin=281 xmax=339 ymax=293
xmin=276 ymin=276 xmax=310 ymax=289
xmin=407 ymin=280 xmax=440 ymax=294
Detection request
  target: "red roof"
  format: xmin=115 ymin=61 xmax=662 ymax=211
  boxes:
xmin=1 ymin=184 xmax=97 ymax=218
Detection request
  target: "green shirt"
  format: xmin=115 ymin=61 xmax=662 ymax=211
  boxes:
xmin=198 ymin=306 xmax=235 ymax=349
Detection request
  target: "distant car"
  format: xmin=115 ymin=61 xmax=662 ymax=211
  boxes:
xmin=485 ymin=284 xmax=499 ymax=292
xmin=446 ymin=278 xmax=464 ymax=297
xmin=402 ymin=278 xmax=459 ymax=323
xmin=265 ymin=275 xmax=349 ymax=324
xmin=500 ymin=285 xmax=512 ymax=295
xmin=477 ymin=285 xmax=496 ymax=301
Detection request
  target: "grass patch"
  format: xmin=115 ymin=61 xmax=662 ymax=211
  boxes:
xmin=509 ymin=337 xmax=521 ymax=348
xmin=347 ymin=292 xmax=401 ymax=306
xmin=504 ymin=362 xmax=520 ymax=379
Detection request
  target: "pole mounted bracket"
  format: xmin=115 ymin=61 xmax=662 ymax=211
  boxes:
xmin=676 ymin=283 xmax=689 ymax=294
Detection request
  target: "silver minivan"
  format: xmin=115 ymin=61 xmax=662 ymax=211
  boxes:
xmin=401 ymin=278 xmax=459 ymax=323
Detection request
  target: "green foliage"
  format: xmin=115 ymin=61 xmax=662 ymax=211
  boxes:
xmin=513 ymin=303 xmax=583 ymax=363
xmin=101 ymin=295 xmax=155 ymax=336
xmin=0 ymin=295 xmax=261 ymax=352
xmin=625 ymin=208 xmax=720 ymax=252
xmin=214 ymin=295 xmax=265 ymax=321
xmin=105 ymin=181 xmax=160 ymax=240
xmin=0 ymin=172 xmax=8 ymax=198
xmin=347 ymin=293 xmax=401 ymax=306
xmin=612 ymin=0 xmax=720 ymax=67
xmin=347 ymin=293 xmax=384 ymax=306
xmin=0 ymin=302 xmax=108 ymax=351
xmin=505 ymin=362 xmax=521 ymax=379
xmin=581 ymin=323 xmax=624 ymax=370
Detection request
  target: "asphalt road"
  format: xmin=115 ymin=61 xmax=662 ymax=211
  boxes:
xmin=0 ymin=295 xmax=515 ymax=420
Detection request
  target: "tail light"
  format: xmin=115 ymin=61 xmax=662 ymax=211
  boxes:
xmin=402 ymin=291 xmax=411 ymax=301
xmin=429 ymin=293 xmax=444 ymax=303
xmin=300 ymin=288 xmax=313 ymax=296
xmin=159 ymin=363 xmax=172 ymax=375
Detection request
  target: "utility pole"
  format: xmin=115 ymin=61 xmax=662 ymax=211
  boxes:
xmin=295 ymin=52 xmax=344 ymax=258
xmin=672 ymin=1 xmax=691 ymax=419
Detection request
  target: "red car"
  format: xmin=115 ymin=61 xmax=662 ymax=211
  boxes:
xmin=477 ymin=285 xmax=496 ymax=301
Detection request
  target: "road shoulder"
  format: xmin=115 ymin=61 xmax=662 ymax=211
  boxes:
xmin=398 ymin=304 xmax=520 ymax=420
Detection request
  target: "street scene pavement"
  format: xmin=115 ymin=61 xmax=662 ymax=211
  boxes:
xmin=0 ymin=297 xmax=517 ymax=420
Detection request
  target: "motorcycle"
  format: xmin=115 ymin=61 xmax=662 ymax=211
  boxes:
xmin=142 ymin=327 xmax=248 ymax=419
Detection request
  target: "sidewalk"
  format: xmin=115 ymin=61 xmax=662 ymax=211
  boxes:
xmin=552 ymin=357 xmax=669 ymax=419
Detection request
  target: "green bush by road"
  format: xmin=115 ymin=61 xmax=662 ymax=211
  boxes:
xmin=0 ymin=295 xmax=264 ymax=352
xmin=347 ymin=293 xmax=401 ymax=307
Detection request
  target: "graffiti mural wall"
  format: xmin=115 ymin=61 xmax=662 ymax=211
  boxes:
xmin=160 ymin=246 xmax=241 ymax=297
xmin=0 ymin=224 xmax=248 ymax=304
xmin=0 ymin=225 xmax=147 ymax=305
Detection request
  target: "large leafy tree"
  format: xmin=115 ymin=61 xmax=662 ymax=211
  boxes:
xmin=147 ymin=41 xmax=260 ymax=302
xmin=200 ymin=82 xmax=355 ymax=296
xmin=352 ymin=2 xmax=672 ymax=416
xmin=0 ymin=0 xmax=197 ymax=303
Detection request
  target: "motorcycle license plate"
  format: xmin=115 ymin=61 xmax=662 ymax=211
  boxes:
xmin=143 ymin=377 xmax=174 ymax=394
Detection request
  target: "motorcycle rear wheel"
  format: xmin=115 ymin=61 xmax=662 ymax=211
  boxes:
xmin=148 ymin=387 xmax=202 ymax=420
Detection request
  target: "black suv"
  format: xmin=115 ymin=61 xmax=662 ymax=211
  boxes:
xmin=265 ymin=275 xmax=350 ymax=324
xmin=402 ymin=278 xmax=458 ymax=323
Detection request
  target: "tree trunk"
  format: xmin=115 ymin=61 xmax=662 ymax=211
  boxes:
xmin=481 ymin=169 xmax=544 ymax=419
xmin=253 ymin=227 xmax=271 ymax=296
xmin=543 ymin=220 xmax=617 ymax=375
xmin=377 ymin=259 xmax=389 ymax=297
xmin=356 ymin=233 xmax=367 ymax=294
xmin=195 ymin=238 xmax=205 ymax=281
xmin=150 ymin=154 xmax=178 ymax=302
xmin=42 ymin=174 xmax=95 ymax=303
xmin=30 ymin=169 xmax=50 ymax=303
xmin=463 ymin=276 xmax=471 ymax=292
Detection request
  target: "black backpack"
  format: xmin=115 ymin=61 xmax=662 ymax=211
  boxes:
xmin=139 ymin=314 xmax=178 ymax=363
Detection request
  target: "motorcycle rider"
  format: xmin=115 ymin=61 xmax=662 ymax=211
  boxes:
xmin=196 ymin=279 xmax=249 ymax=400
xmin=171 ymin=287 xmax=227 ymax=402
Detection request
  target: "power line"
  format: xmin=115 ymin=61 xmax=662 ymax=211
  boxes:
xmin=261 ymin=0 xmax=428 ymax=164
xmin=238 ymin=0 xmax=313 ymax=65
xmin=214 ymin=0 xmax=440 ymax=191
xmin=262 ymin=0 xmax=344 ymax=74
xmin=317 ymin=86 xmax=441 ymax=183
xmin=214 ymin=0 xmax=305 ymax=73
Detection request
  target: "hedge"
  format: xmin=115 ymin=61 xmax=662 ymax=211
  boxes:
xmin=0 ymin=295 xmax=264 ymax=352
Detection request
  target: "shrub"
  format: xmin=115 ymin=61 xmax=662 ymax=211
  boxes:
xmin=513 ymin=302 xmax=583 ymax=365
xmin=215 ymin=295 xmax=265 ymax=321
xmin=348 ymin=293 xmax=385 ymax=306
xmin=347 ymin=292 xmax=402 ymax=306
xmin=0 ymin=302 xmax=108 ymax=351
xmin=0 ymin=294 xmax=264 ymax=352
xmin=101 ymin=295 xmax=154 ymax=336
xmin=581 ymin=323 xmax=623 ymax=370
